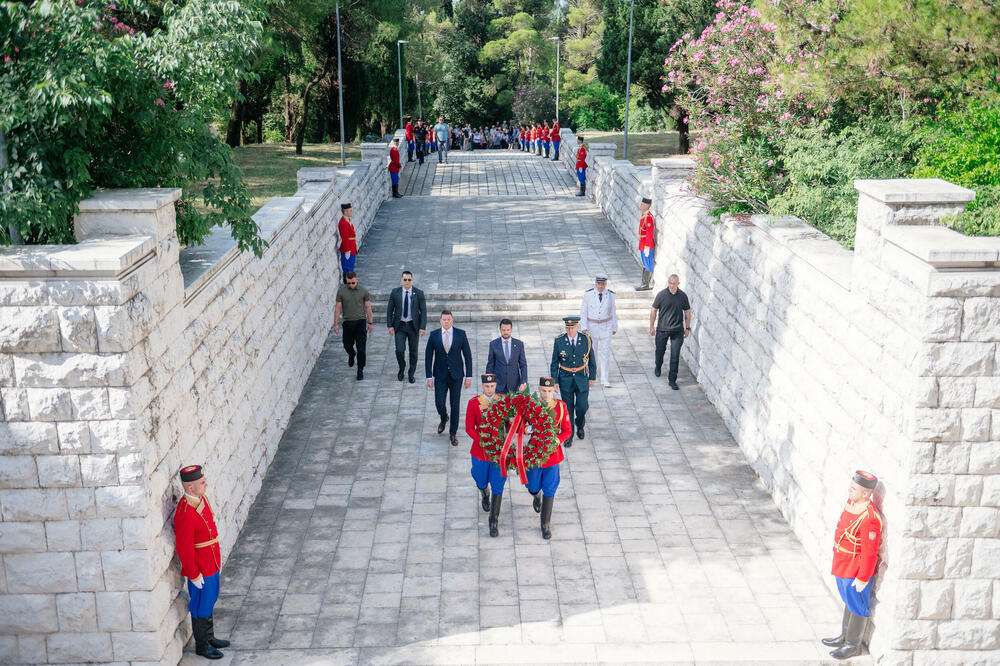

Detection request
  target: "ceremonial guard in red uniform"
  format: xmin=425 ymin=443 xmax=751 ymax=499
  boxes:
xmin=525 ymin=377 xmax=572 ymax=539
xmin=465 ymin=373 xmax=506 ymax=536
xmin=823 ymin=470 xmax=883 ymax=660
xmin=174 ymin=465 xmax=229 ymax=660
xmin=550 ymin=118 xmax=561 ymax=160
xmin=337 ymin=203 xmax=357 ymax=282
xmin=542 ymin=121 xmax=551 ymax=158
xmin=404 ymin=116 xmax=415 ymax=162
xmin=636 ymin=196 xmax=655 ymax=291
xmin=575 ymin=136 xmax=588 ymax=197
xmin=388 ymin=138 xmax=403 ymax=199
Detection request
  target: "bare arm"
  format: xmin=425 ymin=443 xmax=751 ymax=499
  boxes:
xmin=333 ymin=302 xmax=342 ymax=333
xmin=649 ymin=307 xmax=657 ymax=336
xmin=684 ymin=308 xmax=692 ymax=338
xmin=365 ymin=300 xmax=374 ymax=333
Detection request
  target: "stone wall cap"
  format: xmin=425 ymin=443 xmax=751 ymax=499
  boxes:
xmin=853 ymin=178 xmax=975 ymax=204
xmin=588 ymin=142 xmax=617 ymax=149
xmin=0 ymin=234 xmax=155 ymax=276
xmin=883 ymin=225 xmax=1000 ymax=267
xmin=651 ymin=156 xmax=695 ymax=169
xmin=296 ymin=167 xmax=341 ymax=185
xmin=77 ymin=188 xmax=183 ymax=212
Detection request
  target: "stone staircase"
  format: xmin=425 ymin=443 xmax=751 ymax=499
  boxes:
xmin=369 ymin=288 xmax=655 ymax=323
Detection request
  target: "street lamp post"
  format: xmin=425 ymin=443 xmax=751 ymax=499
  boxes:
xmin=622 ymin=0 xmax=635 ymax=161
xmin=416 ymin=78 xmax=423 ymax=119
xmin=336 ymin=2 xmax=345 ymax=166
xmin=397 ymin=39 xmax=408 ymax=131
xmin=528 ymin=68 xmax=534 ymax=87
xmin=549 ymin=36 xmax=560 ymax=124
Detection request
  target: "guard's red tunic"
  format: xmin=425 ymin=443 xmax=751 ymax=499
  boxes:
xmin=551 ymin=123 xmax=560 ymax=141
xmin=540 ymin=398 xmax=571 ymax=467
xmin=639 ymin=211 xmax=655 ymax=251
xmin=831 ymin=502 xmax=883 ymax=582
xmin=338 ymin=215 xmax=357 ymax=254
xmin=174 ymin=495 xmax=221 ymax=580
xmin=388 ymin=146 xmax=402 ymax=173
xmin=543 ymin=125 xmax=551 ymax=141
xmin=575 ymin=144 xmax=588 ymax=170
xmin=405 ymin=122 xmax=414 ymax=141
xmin=465 ymin=394 xmax=493 ymax=461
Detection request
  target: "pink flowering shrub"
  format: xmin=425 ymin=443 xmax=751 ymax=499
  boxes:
xmin=663 ymin=0 xmax=824 ymax=213
xmin=512 ymin=84 xmax=556 ymax=125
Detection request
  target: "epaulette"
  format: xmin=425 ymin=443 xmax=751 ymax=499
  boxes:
xmin=608 ymin=289 xmax=615 ymax=294
xmin=586 ymin=288 xmax=594 ymax=292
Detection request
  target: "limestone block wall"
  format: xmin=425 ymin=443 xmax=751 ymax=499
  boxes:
xmin=0 ymin=161 xmax=387 ymax=664
xmin=611 ymin=157 xmax=998 ymax=664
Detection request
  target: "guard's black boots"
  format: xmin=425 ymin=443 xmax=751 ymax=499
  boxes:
xmin=821 ymin=607 xmax=850 ymax=647
xmin=544 ymin=146 xmax=550 ymax=158
xmin=396 ymin=352 xmax=405 ymax=381
xmin=205 ymin=616 xmax=230 ymax=649
xmin=392 ymin=184 xmax=403 ymax=199
xmin=192 ymin=618 xmax=224 ymax=659
xmin=488 ymin=493 xmax=503 ymax=537
xmin=553 ymin=149 xmax=559 ymax=161
xmin=540 ymin=496 xmax=554 ymax=540
xmin=531 ymin=491 xmax=541 ymax=513
xmin=576 ymin=183 xmax=586 ymax=197
xmin=830 ymin=612 xmax=866 ymax=660
xmin=480 ymin=487 xmax=490 ymax=512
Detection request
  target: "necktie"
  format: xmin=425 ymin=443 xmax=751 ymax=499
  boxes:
xmin=444 ymin=330 xmax=450 ymax=352
xmin=403 ymin=291 xmax=410 ymax=319
xmin=599 ymin=292 xmax=603 ymax=303
xmin=504 ymin=339 xmax=510 ymax=362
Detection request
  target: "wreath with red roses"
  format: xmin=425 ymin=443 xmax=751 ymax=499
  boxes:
xmin=479 ymin=389 xmax=560 ymax=474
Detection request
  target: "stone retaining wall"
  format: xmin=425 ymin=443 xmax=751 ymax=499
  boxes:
xmin=0 ymin=161 xmax=387 ymax=664
xmin=577 ymin=140 xmax=1000 ymax=663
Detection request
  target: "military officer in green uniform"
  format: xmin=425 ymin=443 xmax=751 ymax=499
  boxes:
xmin=550 ymin=315 xmax=596 ymax=447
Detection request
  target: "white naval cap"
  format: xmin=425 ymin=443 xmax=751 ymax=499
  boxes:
xmin=595 ymin=272 xmax=608 ymax=282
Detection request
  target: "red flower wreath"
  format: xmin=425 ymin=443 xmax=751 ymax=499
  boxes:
xmin=479 ymin=388 xmax=560 ymax=482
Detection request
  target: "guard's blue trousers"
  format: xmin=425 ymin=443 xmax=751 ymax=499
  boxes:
xmin=471 ymin=456 xmax=507 ymax=494
xmin=390 ymin=171 xmax=399 ymax=185
xmin=340 ymin=252 xmax=356 ymax=275
xmin=835 ymin=577 xmax=873 ymax=617
xmin=577 ymin=168 xmax=586 ymax=185
xmin=526 ymin=465 xmax=560 ymax=497
xmin=187 ymin=572 xmax=220 ymax=619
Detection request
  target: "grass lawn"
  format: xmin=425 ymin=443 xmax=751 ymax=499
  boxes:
xmin=579 ymin=131 xmax=681 ymax=165
xmin=232 ymin=142 xmax=362 ymax=209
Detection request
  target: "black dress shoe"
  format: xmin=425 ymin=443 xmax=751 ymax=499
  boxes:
xmin=408 ymin=375 xmax=415 ymax=384
xmin=577 ymin=427 xmax=585 ymax=440
xmin=348 ymin=352 xmax=355 ymax=367
xmin=564 ymin=436 xmax=573 ymax=448
xmin=397 ymin=369 xmax=404 ymax=381
xmin=438 ymin=416 xmax=448 ymax=434
xmin=450 ymin=433 xmax=458 ymax=446
xmin=670 ymin=382 xmax=679 ymax=390
xmin=357 ymin=368 xmax=364 ymax=380
xmin=654 ymin=367 xmax=661 ymax=377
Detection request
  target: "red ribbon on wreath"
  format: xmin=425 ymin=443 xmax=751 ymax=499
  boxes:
xmin=498 ymin=412 xmax=528 ymax=484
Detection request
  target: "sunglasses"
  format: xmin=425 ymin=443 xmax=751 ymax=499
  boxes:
xmin=347 ymin=280 xmax=358 ymax=285
xmin=402 ymin=278 xmax=413 ymax=282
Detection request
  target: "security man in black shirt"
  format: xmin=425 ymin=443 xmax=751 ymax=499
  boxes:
xmin=649 ymin=274 xmax=692 ymax=390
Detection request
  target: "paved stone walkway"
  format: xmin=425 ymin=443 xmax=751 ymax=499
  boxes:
xmin=400 ymin=151 xmax=575 ymax=197
xmin=182 ymin=153 xmax=853 ymax=665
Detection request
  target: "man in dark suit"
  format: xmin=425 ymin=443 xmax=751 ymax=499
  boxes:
xmin=425 ymin=310 xmax=473 ymax=446
xmin=387 ymin=270 xmax=427 ymax=383
xmin=485 ymin=318 xmax=527 ymax=393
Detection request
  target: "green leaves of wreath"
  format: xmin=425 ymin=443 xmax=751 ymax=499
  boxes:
xmin=479 ymin=388 xmax=559 ymax=471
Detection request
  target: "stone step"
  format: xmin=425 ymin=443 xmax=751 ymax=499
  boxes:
xmin=372 ymin=307 xmax=651 ymax=323
xmin=369 ymin=289 xmax=656 ymax=303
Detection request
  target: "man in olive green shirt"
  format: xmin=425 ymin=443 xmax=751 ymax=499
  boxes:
xmin=333 ymin=271 xmax=374 ymax=380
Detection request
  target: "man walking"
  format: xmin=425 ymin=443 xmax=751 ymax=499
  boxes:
xmin=388 ymin=138 xmax=403 ymax=199
xmin=405 ymin=115 xmax=415 ymax=162
xmin=525 ymin=377 xmax=572 ymax=539
xmin=579 ymin=273 xmax=617 ymax=388
xmin=387 ymin=270 xmax=426 ymax=383
xmin=636 ymin=196 xmax=655 ymax=290
xmin=466 ymin=373 xmax=506 ymax=537
xmin=485 ymin=318 xmax=527 ymax=394
xmin=174 ymin=465 xmax=230 ymax=660
xmin=649 ymin=274 xmax=692 ymax=390
xmin=434 ymin=116 xmax=450 ymax=164
xmin=575 ymin=135 xmax=587 ymax=197
xmin=551 ymin=117 xmax=561 ymax=160
xmin=337 ymin=203 xmax=357 ymax=281
xmin=333 ymin=271 xmax=373 ymax=381
xmin=426 ymin=310 xmax=473 ymax=446
xmin=550 ymin=316 xmax=595 ymax=447
xmin=414 ymin=119 xmax=428 ymax=165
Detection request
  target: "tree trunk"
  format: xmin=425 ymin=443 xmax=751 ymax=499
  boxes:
xmin=225 ymin=80 xmax=247 ymax=148
xmin=295 ymin=61 xmax=331 ymax=155
xmin=670 ymin=103 xmax=690 ymax=154
xmin=257 ymin=118 xmax=263 ymax=144
xmin=283 ymin=74 xmax=297 ymax=142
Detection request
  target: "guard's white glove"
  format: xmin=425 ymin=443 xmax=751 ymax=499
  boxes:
xmin=190 ymin=575 xmax=204 ymax=589
xmin=345 ymin=252 xmax=352 ymax=259
xmin=852 ymin=578 xmax=868 ymax=593
xmin=643 ymin=249 xmax=650 ymax=257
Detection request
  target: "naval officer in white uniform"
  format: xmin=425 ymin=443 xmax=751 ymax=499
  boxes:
xmin=579 ymin=272 xmax=618 ymax=388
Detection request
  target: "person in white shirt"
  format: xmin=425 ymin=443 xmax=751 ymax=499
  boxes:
xmin=579 ymin=273 xmax=618 ymax=387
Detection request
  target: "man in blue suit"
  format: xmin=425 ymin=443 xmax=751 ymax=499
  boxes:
xmin=485 ymin=318 xmax=528 ymax=393
xmin=426 ymin=310 xmax=474 ymax=446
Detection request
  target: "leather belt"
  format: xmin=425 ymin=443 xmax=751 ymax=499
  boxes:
xmin=588 ymin=317 xmax=611 ymax=324
xmin=559 ymin=364 xmax=587 ymax=373
xmin=195 ymin=537 xmax=219 ymax=549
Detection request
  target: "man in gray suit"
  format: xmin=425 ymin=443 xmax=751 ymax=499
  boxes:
xmin=387 ymin=270 xmax=427 ymax=383
xmin=485 ymin=318 xmax=527 ymax=393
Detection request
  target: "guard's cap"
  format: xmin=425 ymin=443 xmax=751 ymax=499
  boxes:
xmin=852 ymin=470 xmax=878 ymax=490
xmin=481 ymin=373 xmax=497 ymax=383
xmin=641 ymin=197 xmax=652 ymax=204
xmin=563 ymin=315 xmax=581 ymax=326
xmin=341 ymin=203 xmax=352 ymax=211
xmin=577 ymin=135 xmax=584 ymax=141
xmin=595 ymin=272 xmax=608 ymax=282
xmin=539 ymin=377 xmax=555 ymax=387
xmin=179 ymin=465 xmax=203 ymax=483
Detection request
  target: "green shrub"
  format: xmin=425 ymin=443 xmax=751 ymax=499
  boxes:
xmin=566 ymin=82 xmax=622 ymax=131
xmin=767 ymin=117 xmax=923 ymax=248
xmin=913 ymin=101 xmax=1000 ymax=237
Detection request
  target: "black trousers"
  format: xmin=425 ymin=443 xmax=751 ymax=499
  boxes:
xmin=342 ymin=319 xmax=368 ymax=368
xmin=434 ymin=375 xmax=463 ymax=434
xmin=394 ymin=321 xmax=419 ymax=375
xmin=416 ymin=141 xmax=425 ymax=163
xmin=655 ymin=329 xmax=684 ymax=382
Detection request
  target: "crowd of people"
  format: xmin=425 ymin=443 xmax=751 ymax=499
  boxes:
xmin=401 ymin=116 xmax=564 ymax=158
